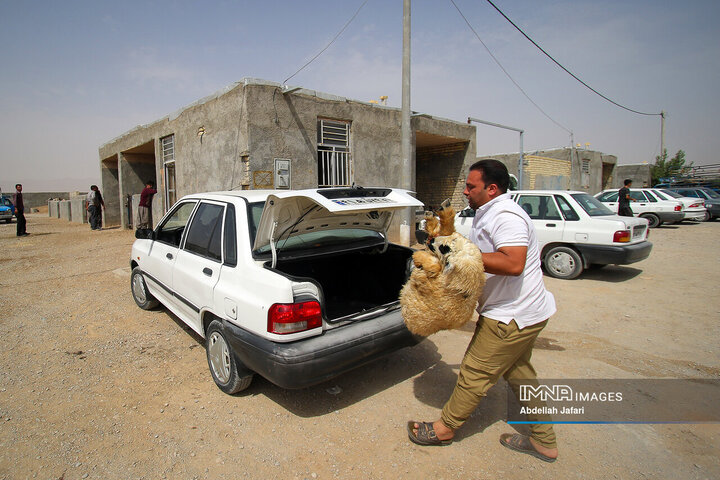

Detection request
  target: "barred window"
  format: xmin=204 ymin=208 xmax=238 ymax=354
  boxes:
xmin=317 ymin=119 xmax=352 ymax=187
xmin=161 ymin=135 xmax=176 ymax=208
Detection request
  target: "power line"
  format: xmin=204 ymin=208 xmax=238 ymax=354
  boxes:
xmin=484 ymin=0 xmax=662 ymax=117
xmin=449 ymin=0 xmax=571 ymax=134
xmin=283 ymin=0 xmax=370 ymax=85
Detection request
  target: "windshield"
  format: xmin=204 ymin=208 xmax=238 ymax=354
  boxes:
xmin=701 ymin=189 xmax=720 ymax=199
xmin=660 ymin=189 xmax=682 ymax=198
xmin=570 ymin=193 xmax=614 ymax=216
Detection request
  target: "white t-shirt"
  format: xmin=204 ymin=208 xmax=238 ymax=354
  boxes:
xmin=470 ymin=193 xmax=556 ymax=328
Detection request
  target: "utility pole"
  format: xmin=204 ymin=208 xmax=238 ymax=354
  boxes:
xmin=400 ymin=0 xmax=412 ymax=245
xmin=660 ymin=110 xmax=666 ymax=160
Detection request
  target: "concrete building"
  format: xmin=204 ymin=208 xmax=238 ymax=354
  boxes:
xmin=99 ymin=78 xmax=476 ymax=241
xmin=479 ymin=147 xmax=618 ymax=194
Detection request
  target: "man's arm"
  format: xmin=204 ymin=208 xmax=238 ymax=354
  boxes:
xmin=481 ymin=246 xmax=527 ymax=276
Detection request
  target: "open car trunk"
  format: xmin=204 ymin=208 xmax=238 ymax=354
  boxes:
xmin=268 ymin=244 xmax=414 ymax=322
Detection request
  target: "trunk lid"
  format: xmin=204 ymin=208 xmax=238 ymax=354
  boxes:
xmin=253 ymin=187 xmax=423 ymax=255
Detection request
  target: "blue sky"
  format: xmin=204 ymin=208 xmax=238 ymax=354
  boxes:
xmin=1 ymin=0 xmax=719 ymax=192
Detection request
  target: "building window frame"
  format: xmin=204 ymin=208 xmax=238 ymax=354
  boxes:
xmin=317 ymin=119 xmax=352 ymax=187
xmin=161 ymin=134 xmax=176 ymax=210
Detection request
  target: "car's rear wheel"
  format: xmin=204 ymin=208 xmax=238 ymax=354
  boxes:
xmin=640 ymin=213 xmax=661 ymax=228
xmin=131 ymin=267 xmax=159 ymax=310
xmin=544 ymin=246 xmax=583 ymax=279
xmin=206 ymin=320 xmax=253 ymax=394
xmin=702 ymin=210 xmax=711 ymax=222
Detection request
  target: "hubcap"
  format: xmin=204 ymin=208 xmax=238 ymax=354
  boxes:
xmin=132 ymin=274 xmax=147 ymax=304
xmin=208 ymin=332 xmax=231 ymax=384
xmin=548 ymin=252 xmax=575 ymax=276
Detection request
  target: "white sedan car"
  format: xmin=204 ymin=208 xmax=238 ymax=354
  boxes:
xmin=130 ymin=188 xmax=423 ymax=394
xmin=455 ymin=190 xmax=652 ymax=279
xmin=650 ymin=189 xmax=707 ymax=222
xmin=595 ymin=188 xmax=684 ymax=227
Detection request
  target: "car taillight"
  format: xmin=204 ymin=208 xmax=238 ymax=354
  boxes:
xmin=613 ymin=230 xmax=631 ymax=243
xmin=691 ymin=202 xmax=704 ymax=208
xmin=268 ymin=301 xmax=322 ymax=334
xmin=674 ymin=204 xmax=682 ymax=211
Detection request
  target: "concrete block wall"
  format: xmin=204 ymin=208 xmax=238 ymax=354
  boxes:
xmin=59 ymin=201 xmax=71 ymax=220
xmin=70 ymin=198 xmax=88 ymax=224
xmin=525 ymin=155 xmax=571 ymax=190
xmin=48 ymin=200 xmax=60 ymax=218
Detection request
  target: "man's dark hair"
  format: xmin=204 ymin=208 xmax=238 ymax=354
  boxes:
xmin=624 ymin=179 xmax=633 ymax=186
xmin=469 ymin=159 xmax=510 ymax=193
xmin=146 ymin=180 xmax=155 ymax=188
xmin=15 ymin=184 xmax=21 ymax=189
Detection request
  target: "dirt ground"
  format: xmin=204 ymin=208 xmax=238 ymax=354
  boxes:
xmin=1 ymin=213 xmax=718 ymax=480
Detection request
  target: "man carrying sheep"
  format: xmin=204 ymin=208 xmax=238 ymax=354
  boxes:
xmin=407 ymin=159 xmax=559 ymax=463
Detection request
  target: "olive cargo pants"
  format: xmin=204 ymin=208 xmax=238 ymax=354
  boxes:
xmin=440 ymin=316 xmax=557 ymax=449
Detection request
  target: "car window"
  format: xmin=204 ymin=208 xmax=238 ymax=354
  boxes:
xmin=224 ymin=205 xmax=237 ymax=267
xmin=555 ymin=195 xmax=580 ymax=221
xmin=254 ymin=228 xmax=384 ymax=255
xmin=660 ymin=189 xmax=681 ymax=199
xmin=156 ymin=201 xmax=198 ymax=247
xmin=184 ymin=202 xmax=225 ymax=261
xmin=570 ymin=193 xmax=614 ymax=217
xmin=677 ymin=189 xmax=699 ymax=198
xmin=701 ymin=189 xmax=720 ymax=199
xmin=516 ymin=195 xmax=561 ymax=220
xmin=458 ymin=207 xmax=475 ymax=218
xmin=2 ymin=198 xmax=11 ymax=207
xmin=629 ymin=191 xmax=647 ymax=201
xmin=643 ymin=190 xmax=659 ymax=202
xmin=598 ymin=191 xmax=618 ymax=202
xmin=247 ymin=202 xmax=265 ymax=246
xmin=650 ymin=190 xmax=669 ymax=200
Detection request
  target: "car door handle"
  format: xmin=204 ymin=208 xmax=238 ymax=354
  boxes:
xmin=546 ymin=223 xmax=557 ymax=227
xmin=166 ymin=253 xmax=174 ymax=260
xmin=203 ymin=267 xmax=213 ymax=277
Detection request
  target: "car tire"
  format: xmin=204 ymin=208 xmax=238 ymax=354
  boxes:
xmin=640 ymin=213 xmax=661 ymax=228
xmin=130 ymin=267 xmax=160 ymax=310
xmin=702 ymin=210 xmax=712 ymax=222
xmin=206 ymin=320 xmax=253 ymax=394
xmin=543 ymin=246 xmax=584 ymax=280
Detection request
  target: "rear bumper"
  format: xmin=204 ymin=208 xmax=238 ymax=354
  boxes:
xmin=683 ymin=210 xmax=706 ymax=221
xmin=223 ymin=309 xmax=422 ymax=389
xmin=576 ymin=241 xmax=653 ymax=266
xmin=707 ymin=204 xmax=720 ymax=218
xmin=656 ymin=211 xmax=685 ymax=223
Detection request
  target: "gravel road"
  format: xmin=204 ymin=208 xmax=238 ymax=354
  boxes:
xmin=1 ymin=213 xmax=718 ymax=479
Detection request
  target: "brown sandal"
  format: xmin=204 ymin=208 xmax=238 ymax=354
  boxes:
xmin=500 ymin=433 xmax=557 ymax=463
xmin=407 ymin=421 xmax=453 ymax=446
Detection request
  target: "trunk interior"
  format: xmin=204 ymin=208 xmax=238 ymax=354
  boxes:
xmin=270 ymin=245 xmax=413 ymax=321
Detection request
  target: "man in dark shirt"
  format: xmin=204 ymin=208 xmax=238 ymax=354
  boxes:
xmin=12 ymin=183 xmax=28 ymax=236
xmin=618 ymin=179 xmax=635 ymax=217
xmin=137 ymin=180 xmax=157 ymax=229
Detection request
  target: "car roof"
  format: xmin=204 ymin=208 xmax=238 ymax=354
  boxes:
xmin=179 ymin=190 xmax=280 ymax=203
xmin=512 ymin=190 xmax=587 ymax=195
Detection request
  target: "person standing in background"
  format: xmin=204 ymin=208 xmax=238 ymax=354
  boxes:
xmin=137 ymin=180 xmax=157 ymax=230
xmin=12 ymin=183 xmax=28 ymax=237
xmin=86 ymin=185 xmax=105 ymax=230
xmin=618 ymin=179 xmax=636 ymax=217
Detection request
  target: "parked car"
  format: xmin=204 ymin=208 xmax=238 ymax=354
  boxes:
xmin=663 ymin=186 xmax=720 ymax=221
xmin=649 ymin=189 xmax=707 ymax=222
xmin=0 ymin=196 xmax=15 ymax=223
xmin=455 ymin=190 xmax=652 ymax=280
xmin=130 ymin=188 xmax=424 ymax=394
xmin=595 ymin=188 xmax=684 ymax=228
